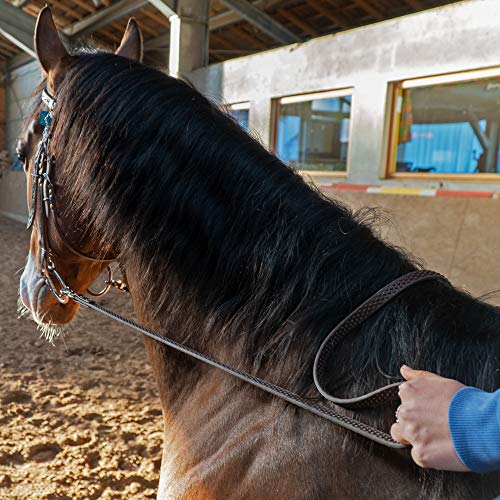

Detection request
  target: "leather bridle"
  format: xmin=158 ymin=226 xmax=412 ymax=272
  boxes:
xmin=28 ymin=88 xmax=127 ymax=302
xmin=26 ymin=87 xmax=448 ymax=448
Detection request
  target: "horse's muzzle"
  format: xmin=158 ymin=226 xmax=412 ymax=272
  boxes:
xmin=20 ymin=254 xmax=79 ymax=325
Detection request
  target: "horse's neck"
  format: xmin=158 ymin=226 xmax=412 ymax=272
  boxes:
xmin=125 ymin=263 xmax=390 ymax=496
xmin=122 ymin=262 xmax=497 ymax=500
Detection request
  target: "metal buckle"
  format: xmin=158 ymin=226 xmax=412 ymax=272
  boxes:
xmin=41 ymin=89 xmax=57 ymax=112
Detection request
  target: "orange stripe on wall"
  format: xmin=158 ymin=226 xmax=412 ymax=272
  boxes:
xmin=436 ymin=190 xmax=494 ymax=198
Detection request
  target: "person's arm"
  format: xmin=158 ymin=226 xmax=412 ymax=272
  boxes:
xmin=390 ymin=365 xmax=500 ymax=472
xmin=449 ymin=386 xmax=500 ymax=473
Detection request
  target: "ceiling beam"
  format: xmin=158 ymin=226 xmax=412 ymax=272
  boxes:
xmin=62 ymin=0 xmax=150 ymax=38
xmin=219 ymin=0 xmax=301 ymax=44
xmin=12 ymin=0 xmax=33 ymax=7
xmin=144 ymin=0 xmax=286 ymax=51
xmin=401 ymin=0 xmax=424 ymax=10
xmin=0 ymin=0 xmax=36 ymax=57
xmin=278 ymin=8 xmax=318 ymax=36
xmin=209 ymin=0 xmax=283 ymax=30
xmin=7 ymin=0 xmax=291 ymax=69
xmin=7 ymin=0 xmax=151 ymax=67
xmin=353 ymin=0 xmax=384 ymax=21
xmin=147 ymin=0 xmax=176 ymax=19
xmin=8 ymin=51 xmax=32 ymax=70
xmin=306 ymin=0 xmax=350 ymax=29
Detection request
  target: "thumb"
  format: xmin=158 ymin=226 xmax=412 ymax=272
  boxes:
xmin=400 ymin=365 xmax=439 ymax=381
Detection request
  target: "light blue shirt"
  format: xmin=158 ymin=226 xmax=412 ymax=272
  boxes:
xmin=449 ymin=387 xmax=500 ymax=473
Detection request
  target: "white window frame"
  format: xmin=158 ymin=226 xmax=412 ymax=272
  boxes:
xmin=272 ymin=88 xmax=354 ymax=178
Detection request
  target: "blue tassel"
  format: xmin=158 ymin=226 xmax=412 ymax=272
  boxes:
xmin=39 ymin=111 xmax=52 ymax=127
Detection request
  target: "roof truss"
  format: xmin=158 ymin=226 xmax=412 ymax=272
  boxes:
xmin=219 ymin=0 xmax=301 ymax=44
xmin=0 ymin=0 xmax=36 ymax=57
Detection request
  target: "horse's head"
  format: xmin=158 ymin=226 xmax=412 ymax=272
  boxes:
xmin=19 ymin=7 xmax=143 ymax=328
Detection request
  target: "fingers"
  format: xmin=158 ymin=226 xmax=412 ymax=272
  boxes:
xmin=398 ymin=380 xmax=414 ymax=403
xmin=400 ymin=365 xmax=438 ymax=381
xmin=390 ymin=422 xmax=411 ymax=445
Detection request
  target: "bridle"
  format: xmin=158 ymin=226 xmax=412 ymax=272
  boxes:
xmin=26 ymin=87 xmax=449 ymax=449
xmin=28 ymin=88 xmax=127 ymax=303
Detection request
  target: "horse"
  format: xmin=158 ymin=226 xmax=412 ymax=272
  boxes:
xmin=18 ymin=7 xmax=499 ymax=499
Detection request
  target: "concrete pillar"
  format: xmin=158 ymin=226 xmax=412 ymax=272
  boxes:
xmin=248 ymin=97 xmax=273 ymax=149
xmin=169 ymin=0 xmax=210 ymax=77
xmin=0 ymin=72 xmax=6 ymax=150
xmin=347 ymin=77 xmax=390 ymax=184
xmin=485 ymin=120 xmax=499 ymax=173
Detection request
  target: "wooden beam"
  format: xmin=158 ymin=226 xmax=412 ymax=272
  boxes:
xmin=209 ymin=0 xmax=283 ymax=30
xmin=6 ymin=0 xmax=291 ymax=68
xmin=12 ymin=0 xmax=33 ymax=7
xmin=147 ymin=0 xmax=176 ymax=18
xmin=0 ymin=45 xmax=13 ymax=58
xmin=145 ymin=0 xmax=285 ymax=52
xmin=0 ymin=37 xmax=18 ymax=52
xmin=402 ymin=0 xmax=424 ymax=10
xmin=352 ymin=0 xmax=384 ymax=21
xmin=227 ymin=24 xmax=266 ymax=49
xmin=306 ymin=0 xmax=350 ymax=29
xmin=277 ymin=8 xmax=318 ymax=36
xmin=62 ymin=0 xmax=151 ymax=38
xmin=0 ymin=0 xmax=36 ymax=57
xmin=209 ymin=31 xmax=234 ymax=50
xmin=7 ymin=51 xmax=31 ymax=70
xmin=141 ymin=6 xmax=170 ymax=28
xmin=219 ymin=0 xmax=301 ymax=44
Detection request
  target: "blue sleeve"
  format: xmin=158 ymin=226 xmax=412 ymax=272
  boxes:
xmin=448 ymin=387 xmax=500 ymax=473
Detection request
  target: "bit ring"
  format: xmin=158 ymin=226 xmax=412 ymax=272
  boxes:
xmin=87 ymin=265 xmax=113 ymax=297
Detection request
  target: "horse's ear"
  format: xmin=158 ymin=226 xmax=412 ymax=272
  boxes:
xmin=34 ymin=6 xmax=69 ymax=75
xmin=116 ymin=18 xmax=143 ymax=63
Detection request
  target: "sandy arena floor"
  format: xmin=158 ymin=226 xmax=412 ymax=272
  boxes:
xmin=0 ymin=215 xmax=163 ymax=499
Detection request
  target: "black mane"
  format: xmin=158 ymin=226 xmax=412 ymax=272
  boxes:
xmin=41 ymin=52 xmax=499 ymax=402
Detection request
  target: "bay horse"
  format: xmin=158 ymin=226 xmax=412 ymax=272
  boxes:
xmin=18 ymin=7 xmax=499 ymax=499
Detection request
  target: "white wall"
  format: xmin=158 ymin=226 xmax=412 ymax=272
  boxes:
xmin=0 ymin=60 xmax=40 ymax=221
xmin=189 ymin=0 xmax=500 ymax=191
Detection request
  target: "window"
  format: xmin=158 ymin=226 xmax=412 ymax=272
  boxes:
xmin=388 ymin=68 xmax=500 ymax=178
xmin=273 ymin=89 xmax=352 ymax=175
xmin=227 ymin=102 xmax=250 ymax=131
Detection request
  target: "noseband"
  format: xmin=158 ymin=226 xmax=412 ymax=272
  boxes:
xmin=27 ymin=87 xmax=449 ymax=448
xmin=28 ymin=89 xmax=127 ymax=303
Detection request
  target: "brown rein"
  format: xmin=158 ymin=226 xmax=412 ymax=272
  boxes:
xmin=27 ymin=88 xmax=448 ymax=448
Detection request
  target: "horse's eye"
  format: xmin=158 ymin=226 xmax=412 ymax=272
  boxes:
xmin=17 ymin=152 xmax=27 ymax=165
xmin=16 ymin=147 xmax=27 ymax=167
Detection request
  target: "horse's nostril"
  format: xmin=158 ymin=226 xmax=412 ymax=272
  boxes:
xmin=20 ymin=284 xmax=30 ymax=310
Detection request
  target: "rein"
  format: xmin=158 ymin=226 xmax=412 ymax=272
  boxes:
xmin=29 ymin=88 xmax=448 ymax=449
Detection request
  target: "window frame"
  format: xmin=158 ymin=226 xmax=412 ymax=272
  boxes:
xmin=271 ymin=88 xmax=354 ymax=178
xmin=228 ymin=101 xmax=250 ymax=112
xmin=386 ymin=67 xmax=500 ymax=182
xmin=227 ymin=101 xmax=250 ymax=129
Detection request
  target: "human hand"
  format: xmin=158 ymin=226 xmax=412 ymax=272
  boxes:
xmin=390 ymin=365 xmax=469 ymax=471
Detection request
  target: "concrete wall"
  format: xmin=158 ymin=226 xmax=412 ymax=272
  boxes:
xmin=0 ymin=60 xmax=40 ymax=221
xmin=190 ymin=0 xmax=500 ymax=192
